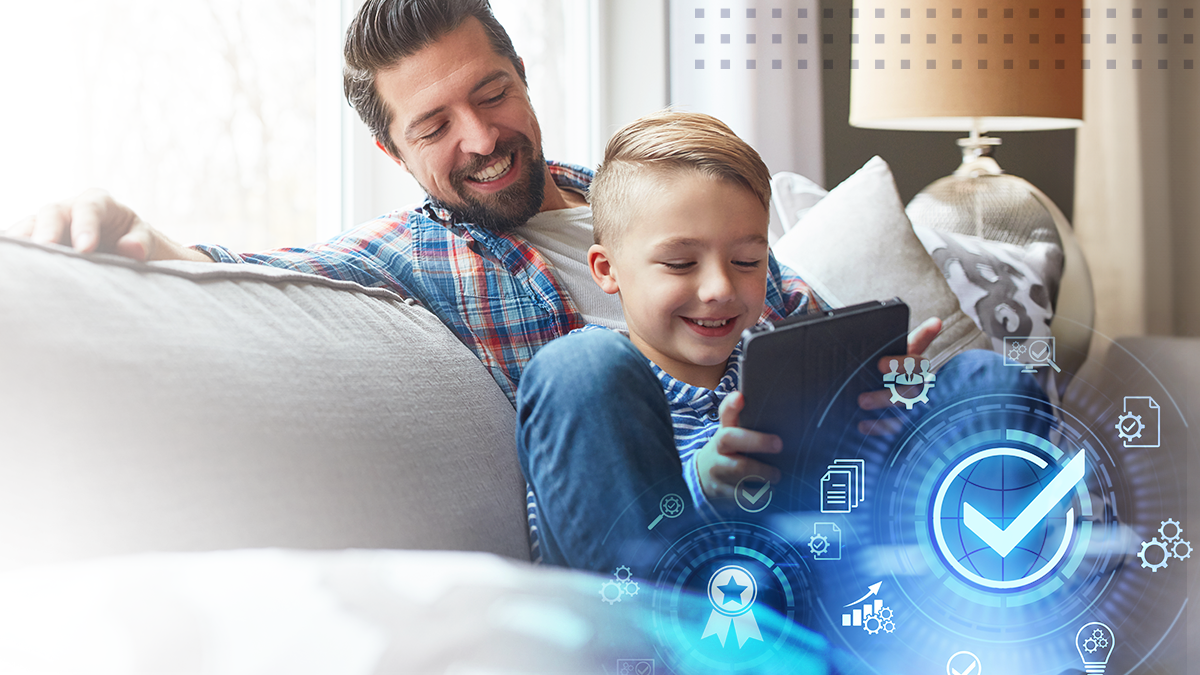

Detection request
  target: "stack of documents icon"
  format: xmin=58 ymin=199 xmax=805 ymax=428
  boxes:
xmin=820 ymin=459 xmax=865 ymax=514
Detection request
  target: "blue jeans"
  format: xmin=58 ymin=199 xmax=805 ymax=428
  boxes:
xmin=516 ymin=329 xmax=1049 ymax=572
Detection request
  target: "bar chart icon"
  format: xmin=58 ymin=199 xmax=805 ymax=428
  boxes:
xmin=841 ymin=598 xmax=883 ymax=627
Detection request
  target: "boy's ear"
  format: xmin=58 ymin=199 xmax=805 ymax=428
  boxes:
xmin=374 ymin=138 xmax=409 ymax=173
xmin=588 ymin=244 xmax=620 ymax=295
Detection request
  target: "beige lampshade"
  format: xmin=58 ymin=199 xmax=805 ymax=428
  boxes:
xmin=850 ymin=1 xmax=1083 ymax=132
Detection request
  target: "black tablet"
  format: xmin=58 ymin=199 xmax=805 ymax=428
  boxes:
xmin=737 ymin=298 xmax=909 ymax=509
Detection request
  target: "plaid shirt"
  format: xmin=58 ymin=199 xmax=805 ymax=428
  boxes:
xmin=195 ymin=161 xmax=825 ymax=404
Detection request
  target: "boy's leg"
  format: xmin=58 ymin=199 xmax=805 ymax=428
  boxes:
xmin=516 ymin=330 xmax=691 ymax=572
xmin=915 ymin=348 xmax=1050 ymax=420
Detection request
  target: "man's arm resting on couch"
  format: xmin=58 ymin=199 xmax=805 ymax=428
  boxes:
xmin=5 ymin=189 xmax=213 ymax=263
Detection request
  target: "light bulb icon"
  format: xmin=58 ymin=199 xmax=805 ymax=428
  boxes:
xmin=1075 ymin=622 xmax=1115 ymax=674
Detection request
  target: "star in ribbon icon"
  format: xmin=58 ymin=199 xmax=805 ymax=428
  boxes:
xmin=716 ymin=575 xmax=747 ymax=606
xmin=701 ymin=565 xmax=763 ymax=648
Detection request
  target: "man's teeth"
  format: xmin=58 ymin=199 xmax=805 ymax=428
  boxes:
xmin=692 ymin=318 xmax=730 ymax=328
xmin=470 ymin=154 xmax=513 ymax=182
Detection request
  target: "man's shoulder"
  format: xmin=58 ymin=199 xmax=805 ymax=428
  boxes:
xmin=548 ymin=160 xmax=594 ymax=192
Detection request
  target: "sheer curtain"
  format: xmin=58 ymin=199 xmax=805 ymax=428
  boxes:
xmin=0 ymin=0 xmax=319 ymax=251
xmin=1074 ymin=7 xmax=1200 ymax=340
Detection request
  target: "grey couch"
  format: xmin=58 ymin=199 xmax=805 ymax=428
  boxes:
xmin=2 ymin=231 xmax=1197 ymax=674
xmin=0 ymin=234 xmax=532 ymax=569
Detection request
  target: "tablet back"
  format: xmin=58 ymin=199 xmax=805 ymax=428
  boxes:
xmin=738 ymin=299 xmax=909 ymax=511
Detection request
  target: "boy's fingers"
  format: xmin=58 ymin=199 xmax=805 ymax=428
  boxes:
xmin=876 ymin=317 xmax=943 ymax=373
xmin=858 ymin=417 xmax=905 ymax=436
xmin=908 ymin=316 xmax=943 ymax=356
xmin=712 ymin=426 xmax=782 ymax=456
xmin=718 ymin=391 xmax=744 ymax=428
xmin=709 ymin=454 xmax=783 ymax=487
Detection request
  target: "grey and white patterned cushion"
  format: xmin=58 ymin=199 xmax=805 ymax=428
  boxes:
xmin=912 ymin=226 xmax=1064 ymax=351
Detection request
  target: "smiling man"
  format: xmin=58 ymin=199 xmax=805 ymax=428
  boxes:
xmin=6 ymin=0 xmax=1016 ymax=573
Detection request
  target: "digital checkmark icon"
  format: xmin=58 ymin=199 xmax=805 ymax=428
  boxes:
xmin=742 ymin=481 xmax=771 ymax=505
xmin=963 ymin=451 xmax=1085 ymax=558
xmin=734 ymin=475 xmax=773 ymax=513
xmin=947 ymin=651 xmax=981 ymax=675
xmin=951 ymin=661 xmax=977 ymax=675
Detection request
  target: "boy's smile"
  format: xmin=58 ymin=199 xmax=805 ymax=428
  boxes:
xmin=589 ymin=171 xmax=770 ymax=389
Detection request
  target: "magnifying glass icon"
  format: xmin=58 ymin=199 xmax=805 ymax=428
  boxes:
xmin=648 ymin=493 xmax=685 ymax=530
xmin=1026 ymin=338 xmax=1061 ymax=372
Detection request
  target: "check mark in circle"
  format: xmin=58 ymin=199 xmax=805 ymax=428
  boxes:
xmin=963 ymin=451 xmax=1086 ymax=558
xmin=734 ymin=475 xmax=773 ymax=513
xmin=946 ymin=650 xmax=981 ymax=675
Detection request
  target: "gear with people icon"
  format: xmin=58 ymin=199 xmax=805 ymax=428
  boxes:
xmin=883 ymin=357 xmax=936 ymax=409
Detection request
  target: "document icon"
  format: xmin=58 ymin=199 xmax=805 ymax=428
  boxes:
xmin=1117 ymin=396 xmax=1160 ymax=448
xmin=809 ymin=522 xmax=842 ymax=561
xmin=820 ymin=459 xmax=865 ymax=513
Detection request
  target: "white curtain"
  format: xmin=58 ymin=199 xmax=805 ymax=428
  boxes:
xmin=1074 ymin=7 xmax=1200 ymax=340
xmin=667 ymin=0 xmax=825 ymax=187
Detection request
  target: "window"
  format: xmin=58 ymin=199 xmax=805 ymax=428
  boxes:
xmin=1 ymin=0 xmax=321 ymax=251
xmin=1 ymin=0 xmax=596 ymax=249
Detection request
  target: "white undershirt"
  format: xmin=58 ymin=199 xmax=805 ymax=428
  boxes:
xmin=518 ymin=205 xmax=627 ymax=330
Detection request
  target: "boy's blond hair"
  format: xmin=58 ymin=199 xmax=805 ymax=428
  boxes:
xmin=588 ymin=110 xmax=772 ymax=247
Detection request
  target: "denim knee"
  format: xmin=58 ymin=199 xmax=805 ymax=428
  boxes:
xmin=520 ymin=329 xmax=654 ymax=407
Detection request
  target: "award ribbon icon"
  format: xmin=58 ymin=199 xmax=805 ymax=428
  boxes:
xmin=701 ymin=565 xmax=763 ymax=648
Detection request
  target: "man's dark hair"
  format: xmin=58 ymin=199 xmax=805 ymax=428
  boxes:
xmin=343 ymin=0 xmax=527 ymax=158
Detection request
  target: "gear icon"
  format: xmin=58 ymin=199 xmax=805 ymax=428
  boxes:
xmin=1083 ymin=636 xmax=1099 ymax=653
xmin=1007 ymin=342 xmax=1027 ymax=360
xmin=808 ymin=533 xmax=829 ymax=556
xmin=1138 ymin=538 xmax=1171 ymax=572
xmin=882 ymin=619 xmax=896 ymax=633
xmin=1159 ymin=518 xmax=1182 ymax=542
xmin=1172 ymin=539 xmax=1192 ymax=561
xmin=1116 ymin=411 xmax=1145 ymax=443
xmin=600 ymin=579 xmax=624 ymax=604
xmin=876 ymin=606 xmax=893 ymax=621
xmin=613 ymin=565 xmax=633 ymax=582
xmin=622 ymin=579 xmax=640 ymax=598
xmin=863 ymin=614 xmax=883 ymax=635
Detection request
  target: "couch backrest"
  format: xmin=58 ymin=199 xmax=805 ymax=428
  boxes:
xmin=0 ymin=236 xmax=531 ymax=568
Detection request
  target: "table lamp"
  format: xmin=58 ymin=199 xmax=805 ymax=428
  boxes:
xmin=849 ymin=0 xmax=1092 ymax=380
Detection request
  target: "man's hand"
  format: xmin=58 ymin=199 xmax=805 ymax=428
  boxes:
xmin=696 ymin=391 xmax=784 ymax=501
xmin=856 ymin=316 xmax=943 ymax=435
xmin=5 ymin=189 xmax=210 ymax=262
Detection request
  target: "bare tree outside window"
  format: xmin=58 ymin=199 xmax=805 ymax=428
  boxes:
xmin=1 ymin=0 xmax=317 ymax=251
xmin=1 ymin=1 xmax=593 ymax=248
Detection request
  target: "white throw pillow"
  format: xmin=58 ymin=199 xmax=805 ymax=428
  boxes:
xmin=771 ymin=156 xmax=992 ymax=368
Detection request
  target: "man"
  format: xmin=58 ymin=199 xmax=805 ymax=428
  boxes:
xmin=5 ymin=0 xmax=962 ymax=571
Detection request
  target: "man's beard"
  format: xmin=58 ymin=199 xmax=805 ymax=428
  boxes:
xmin=429 ymin=135 xmax=546 ymax=234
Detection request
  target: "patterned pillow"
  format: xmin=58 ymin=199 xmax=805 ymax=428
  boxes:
xmin=912 ymin=226 xmax=1065 ymax=397
xmin=912 ymin=226 xmax=1064 ymax=350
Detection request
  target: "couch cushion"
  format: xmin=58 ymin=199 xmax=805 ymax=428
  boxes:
xmin=772 ymin=156 xmax=993 ymax=368
xmin=0 ymin=236 xmax=530 ymax=568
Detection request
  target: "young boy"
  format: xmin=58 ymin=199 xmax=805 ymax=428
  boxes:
xmin=516 ymin=111 xmax=831 ymax=569
xmin=517 ymin=112 xmax=1044 ymax=579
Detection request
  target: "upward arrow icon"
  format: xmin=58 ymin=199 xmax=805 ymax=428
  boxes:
xmin=843 ymin=581 xmax=882 ymax=608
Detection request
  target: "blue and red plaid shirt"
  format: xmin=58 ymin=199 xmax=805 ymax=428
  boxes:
xmin=194 ymin=161 xmax=824 ymax=404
